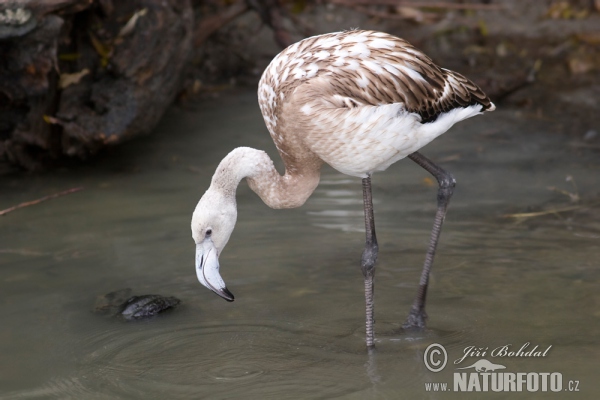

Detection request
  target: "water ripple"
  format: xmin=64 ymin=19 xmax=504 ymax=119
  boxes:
xmin=7 ymin=320 xmax=381 ymax=399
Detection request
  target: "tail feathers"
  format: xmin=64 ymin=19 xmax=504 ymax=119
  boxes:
xmin=443 ymin=70 xmax=495 ymax=111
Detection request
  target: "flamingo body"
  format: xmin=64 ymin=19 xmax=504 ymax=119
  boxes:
xmin=258 ymin=30 xmax=494 ymax=178
xmin=191 ymin=30 xmax=494 ymax=345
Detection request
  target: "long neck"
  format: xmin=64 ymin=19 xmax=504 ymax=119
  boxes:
xmin=209 ymin=147 xmax=321 ymax=209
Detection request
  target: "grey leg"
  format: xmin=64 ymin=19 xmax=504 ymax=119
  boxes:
xmin=361 ymin=175 xmax=378 ymax=347
xmin=403 ymin=152 xmax=456 ymax=330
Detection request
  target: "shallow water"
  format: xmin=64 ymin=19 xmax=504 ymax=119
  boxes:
xmin=1 ymin=90 xmax=599 ymax=399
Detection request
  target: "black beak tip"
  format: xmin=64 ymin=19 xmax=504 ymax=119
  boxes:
xmin=219 ymin=287 xmax=235 ymax=302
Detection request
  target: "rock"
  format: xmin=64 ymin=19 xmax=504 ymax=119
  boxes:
xmin=94 ymin=289 xmax=181 ymax=320
xmin=0 ymin=0 xmax=194 ymax=169
xmin=120 ymin=295 xmax=181 ymax=320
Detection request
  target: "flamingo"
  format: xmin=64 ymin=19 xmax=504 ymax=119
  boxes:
xmin=191 ymin=30 xmax=494 ymax=347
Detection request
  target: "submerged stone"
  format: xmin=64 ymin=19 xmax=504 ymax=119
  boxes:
xmin=120 ymin=295 xmax=181 ymax=320
xmin=94 ymin=289 xmax=181 ymax=320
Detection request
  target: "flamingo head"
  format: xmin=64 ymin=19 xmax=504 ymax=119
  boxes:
xmin=191 ymin=188 xmax=237 ymax=302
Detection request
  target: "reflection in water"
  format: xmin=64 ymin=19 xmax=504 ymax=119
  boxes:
xmin=365 ymin=348 xmax=381 ymax=385
xmin=1 ymin=91 xmax=599 ymax=398
xmin=308 ymin=174 xmax=365 ymax=232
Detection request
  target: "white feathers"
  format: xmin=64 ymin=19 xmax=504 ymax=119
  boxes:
xmin=333 ymin=58 xmax=345 ymax=67
xmin=261 ymin=84 xmax=277 ymax=110
xmin=356 ymin=72 xmax=369 ymax=88
xmin=398 ymin=65 xmax=426 ymax=83
xmin=290 ymin=58 xmax=306 ymax=79
xmin=418 ymin=104 xmax=483 ymax=145
xmin=287 ymin=42 xmax=300 ymax=54
xmin=302 ymin=103 xmax=484 ymax=178
xmin=306 ymin=63 xmax=319 ymax=78
xmin=348 ymin=42 xmax=370 ymax=58
xmin=362 ymin=59 xmax=383 ymax=75
xmin=369 ymin=38 xmax=395 ymax=49
xmin=293 ymin=68 xmax=306 ymax=80
xmin=291 ymin=58 xmax=305 ymax=68
xmin=258 ymin=82 xmax=277 ymax=130
xmin=346 ymin=59 xmax=360 ymax=70
xmin=315 ymin=50 xmax=330 ymax=60
xmin=318 ymin=36 xmax=341 ymax=48
xmin=382 ymin=63 xmax=400 ymax=76
xmin=342 ymin=32 xmax=368 ymax=43
xmin=301 ymin=104 xmax=313 ymax=115
xmin=332 ymin=47 xmax=349 ymax=58
xmin=304 ymin=103 xmax=418 ymax=177
xmin=281 ymin=67 xmax=290 ymax=83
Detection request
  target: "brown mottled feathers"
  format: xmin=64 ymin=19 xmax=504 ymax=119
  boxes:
xmin=260 ymin=30 xmax=493 ymax=125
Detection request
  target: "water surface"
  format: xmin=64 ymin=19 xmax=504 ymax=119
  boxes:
xmin=1 ymin=91 xmax=599 ymax=399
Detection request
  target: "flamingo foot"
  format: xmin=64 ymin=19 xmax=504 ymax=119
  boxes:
xmin=402 ymin=306 xmax=428 ymax=330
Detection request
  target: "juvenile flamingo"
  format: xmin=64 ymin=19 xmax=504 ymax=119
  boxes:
xmin=191 ymin=30 xmax=494 ymax=347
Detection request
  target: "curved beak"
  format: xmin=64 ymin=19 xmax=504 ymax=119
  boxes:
xmin=195 ymin=241 xmax=234 ymax=302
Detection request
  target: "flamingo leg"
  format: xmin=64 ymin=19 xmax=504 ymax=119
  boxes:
xmin=361 ymin=175 xmax=379 ymax=347
xmin=403 ymin=151 xmax=455 ymax=330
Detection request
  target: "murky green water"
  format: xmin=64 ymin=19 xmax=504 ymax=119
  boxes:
xmin=1 ymin=91 xmax=599 ymax=399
